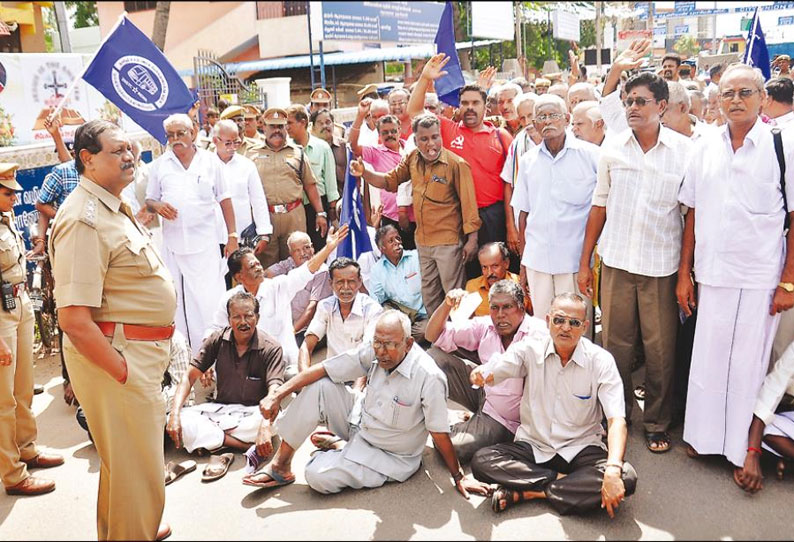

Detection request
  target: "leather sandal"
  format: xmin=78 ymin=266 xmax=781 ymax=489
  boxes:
xmin=202 ymin=453 xmax=234 ymax=482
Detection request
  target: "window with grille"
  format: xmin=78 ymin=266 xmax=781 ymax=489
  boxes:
xmin=123 ymin=2 xmax=158 ymax=13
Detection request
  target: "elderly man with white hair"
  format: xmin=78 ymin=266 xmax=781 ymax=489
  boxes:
xmin=497 ymin=82 xmax=524 ymax=137
xmin=571 ymin=102 xmax=606 ymax=146
xmin=677 ymin=63 xmax=794 ymax=472
xmin=512 ymin=94 xmax=599 ymax=322
xmin=146 ymin=113 xmax=237 ymax=354
xmin=661 ymin=81 xmax=711 ymax=141
xmin=567 ymin=82 xmax=598 ymax=109
xmin=213 ymin=119 xmax=272 ymax=256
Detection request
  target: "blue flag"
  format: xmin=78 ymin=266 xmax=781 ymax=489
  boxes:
xmin=82 ymin=16 xmax=196 ymax=143
xmin=744 ymin=8 xmax=771 ymax=80
xmin=434 ymin=1 xmax=465 ymax=107
xmin=337 ymin=150 xmax=373 ymax=260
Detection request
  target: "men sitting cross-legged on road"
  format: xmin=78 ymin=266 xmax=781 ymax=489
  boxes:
xmin=167 ymin=292 xmax=284 ymax=481
xmin=243 ymin=310 xmax=492 ymax=499
xmin=207 ymin=226 xmax=349 ymax=380
xmin=426 ymin=280 xmax=547 ymax=464
xmin=470 ymin=293 xmax=637 ymax=517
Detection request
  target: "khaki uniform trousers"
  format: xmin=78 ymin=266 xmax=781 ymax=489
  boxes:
xmin=64 ymin=329 xmax=170 ymax=541
xmin=260 ymin=205 xmax=306 ymax=269
xmin=417 ymin=243 xmax=465 ymax=315
xmin=0 ymin=292 xmax=36 ymax=488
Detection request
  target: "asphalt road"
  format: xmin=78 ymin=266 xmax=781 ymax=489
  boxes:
xmin=2 ymin=353 xmax=794 ymax=540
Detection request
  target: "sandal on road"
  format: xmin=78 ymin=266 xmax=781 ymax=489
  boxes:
xmin=310 ymin=431 xmax=344 ymax=451
xmin=242 ymin=467 xmax=295 ymax=489
xmin=202 ymin=453 xmax=234 ymax=482
xmin=164 ymin=460 xmax=196 ymax=486
xmin=646 ymin=431 xmax=672 ymax=454
xmin=491 ymin=486 xmax=518 ymax=514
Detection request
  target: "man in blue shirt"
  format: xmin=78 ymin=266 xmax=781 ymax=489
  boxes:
xmin=369 ymin=224 xmax=427 ymax=342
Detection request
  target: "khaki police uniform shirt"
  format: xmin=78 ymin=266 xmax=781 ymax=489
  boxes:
xmin=0 ymin=213 xmax=26 ymax=285
xmin=383 ymin=148 xmax=482 ymax=247
xmin=246 ymin=141 xmax=317 ymax=206
xmin=49 ymin=178 xmax=177 ymax=326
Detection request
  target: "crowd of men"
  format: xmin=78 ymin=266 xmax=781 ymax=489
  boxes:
xmin=4 ymin=37 xmax=794 ymax=540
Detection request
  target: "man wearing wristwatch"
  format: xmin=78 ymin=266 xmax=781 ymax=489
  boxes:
xmin=247 ymin=108 xmax=327 ymax=269
xmin=677 ymin=63 xmax=794 ymax=473
xmin=470 ymin=293 xmax=637 ymax=517
xmin=146 ymin=113 xmax=238 ymax=355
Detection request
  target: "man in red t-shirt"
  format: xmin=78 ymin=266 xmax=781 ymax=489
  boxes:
xmin=408 ymin=55 xmax=514 ymax=278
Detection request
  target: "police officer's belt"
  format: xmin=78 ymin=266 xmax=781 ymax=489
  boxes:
xmin=11 ymin=282 xmax=24 ymax=297
xmin=268 ymin=199 xmax=302 ymax=214
xmin=95 ymin=322 xmax=176 ymax=341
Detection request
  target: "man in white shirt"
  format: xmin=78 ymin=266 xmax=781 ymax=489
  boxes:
xmin=500 ymin=93 xmax=539 ymax=240
xmin=470 ymin=293 xmax=636 ymax=517
xmin=212 ymin=119 xmax=272 ymax=257
xmin=661 ymin=81 xmax=713 ymax=141
xmin=578 ymin=71 xmax=691 ymax=454
xmin=571 ymin=102 xmax=606 ymax=146
xmin=207 ymin=226 xmax=349 ymax=380
xmin=513 ymin=94 xmax=599 ymax=321
xmin=146 ymin=114 xmax=238 ymax=354
xmin=677 ymin=63 xmax=794 ymax=470
xmin=764 ymin=77 xmax=794 ymax=128
xmin=298 ymin=258 xmax=383 ymax=373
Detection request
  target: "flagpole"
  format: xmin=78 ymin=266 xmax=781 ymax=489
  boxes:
xmin=50 ymin=12 xmax=129 ymax=119
xmin=745 ymin=8 xmax=759 ymax=66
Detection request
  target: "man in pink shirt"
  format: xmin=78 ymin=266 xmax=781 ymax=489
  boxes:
xmin=350 ymin=101 xmax=417 ymax=249
xmin=425 ymin=279 xmax=547 ymax=463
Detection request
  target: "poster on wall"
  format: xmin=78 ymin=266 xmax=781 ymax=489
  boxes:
xmin=0 ymin=53 xmax=145 ymax=148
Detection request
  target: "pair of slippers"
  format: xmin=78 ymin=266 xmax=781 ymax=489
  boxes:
xmin=164 ymin=452 xmax=235 ymax=485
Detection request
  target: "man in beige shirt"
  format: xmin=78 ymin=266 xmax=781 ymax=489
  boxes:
xmin=50 ymin=120 xmax=177 ymax=541
xmin=351 ymin=113 xmax=481 ymax=314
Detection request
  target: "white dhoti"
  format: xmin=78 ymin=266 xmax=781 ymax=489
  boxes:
xmin=684 ymin=285 xmax=780 ymax=466
xmin=179 ymin=403 xmax=262 ymax=453
xmin=162 ymin=245 xmax=226 ymax=355
xmin=763 ymin=411 xmax=794 ymax=456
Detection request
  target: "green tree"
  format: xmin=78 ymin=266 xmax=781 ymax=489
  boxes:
xmin=64 ymin=1 xmax=99 ymax=28
xmin=673 ymin=34 xmax=700 ymax=59
xmin=43 ymin=6 xmax=57 ymax=52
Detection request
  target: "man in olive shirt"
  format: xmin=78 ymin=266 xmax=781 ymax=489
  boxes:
xmin=352 ymin=113 xmax=481 ymax=314
xmin=51 ymin=120 xmax=177 ymax=540
xmin=167 ymin=292 xmax=284 ymax=459
xmin=247 ymin=108 xmax=328 ymax=269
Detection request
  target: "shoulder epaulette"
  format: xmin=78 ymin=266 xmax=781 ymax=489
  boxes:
xmin=78 ymin=196 xmax=98 ymax=228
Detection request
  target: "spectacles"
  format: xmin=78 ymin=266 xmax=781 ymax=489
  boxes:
xmin=551 ymin=315 xmax=584 ymax=328
xmin=389 ymin=100 xmax=407 ymax=107
xmin=165 ymin=129 xmax=189 ymax=139
xmin=720 ymin=88 xmax=759 ymax=101
xmin=219 ymin=138 xmax=241 ymax=147
xmin=373 ymin=339 xmax=402 ymax=350
xmin=623 ymin=97 xmax=656 ymax=108
xmin=536 ymin=113 xmax=565 ymax=122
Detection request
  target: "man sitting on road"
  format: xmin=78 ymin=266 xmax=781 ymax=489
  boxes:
xmin=369 ymin=224 xmax=427 ymax=342
xmin=426 ymin=280 xmax=547 ymax=463
xmin=298 ymin=258 xmax=383 ymax=373
xmin=265 ymin=231 xmax=333 ymax=345
xmin=207 ymin=226 xmax=349 ymax=379
xmin=167 ymin=292 xmax=284 ymax=481
xmin=466 ymin=242 xmax=531 ymax=317
xmin=243 ymin=310 xmax=492 ymax=500
xmin=470 ymin=293 xmax=637 ymax=517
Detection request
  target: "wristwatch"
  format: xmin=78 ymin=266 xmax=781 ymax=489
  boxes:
xmin=254 ymin=234 xmax=270 ymax=245
xmin=779 ymin=282 xmax=794 ymax=293
xmin=316 ymin=211 xmax=328 ymax=218
xmin=228 ymin=232 xmax=239 ymax=239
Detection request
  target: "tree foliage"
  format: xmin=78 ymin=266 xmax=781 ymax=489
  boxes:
xmin=673 ymin=34 xmax=700 ymax=59
xmin=64 ymin=1 xmax=99 ymax=28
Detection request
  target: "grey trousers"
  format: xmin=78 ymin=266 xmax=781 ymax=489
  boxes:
xmin=600 ymin=264 xmax=678 ymax=432
xmin=417 ymin=243 xmax=465 ymax=315
xmin=275 ymin=378 xmax=390 ymax=494
xmin=471 ymin=441 xmax=638 ymax=516
xmin=427 ymin=346 xmax=514 ymax=464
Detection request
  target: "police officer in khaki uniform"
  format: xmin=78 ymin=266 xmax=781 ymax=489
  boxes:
xmin=247 ymin=108 xmax=328 ymax=269
xmin=50 ymin=121 xmax=177 ymax=541
xmin=0 ymin=163 xmax=64 ymax=497
xmin=242 ymin=104 xmax=266 ymax=144
xmin=309 ymin=88 xmax=346 ymax=139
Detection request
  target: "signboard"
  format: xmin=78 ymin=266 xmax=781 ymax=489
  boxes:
xmin=780 ymin=15 xmax=794 ymax=25
xmin=552 ymin=10 xmax=580 ymax=42
xmin=312 ymin=1 xmax=445 ymax=44
xmin=640 ymin=1 xmax=787 ymax=20
xmin=674 ymin=24 xmax=690 ymax=36
xmin=617 ymin=29 xmax=653 ymax=54
xmin=471 ymin=2 xmax=514 ymax=41
xmin=0 ymin=53 xmax=143 ymax=147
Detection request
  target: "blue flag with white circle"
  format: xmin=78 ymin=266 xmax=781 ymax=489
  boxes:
xmin=337 ymin=150 xmax=373 ymax=260
xmin=82 ymin=16 xmax=196 ymax=143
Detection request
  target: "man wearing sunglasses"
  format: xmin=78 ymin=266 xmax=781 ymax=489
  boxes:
xmin=579 ymin=70 xmax=691 ymax=455
xmin=678 ymin=63 xmax=794 ymax=480
xmin=469 ymin=293 xmax=636 ymax=517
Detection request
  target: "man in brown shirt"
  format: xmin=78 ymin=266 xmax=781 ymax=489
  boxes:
xmin=247 ymin=108 xmax=328 ymax=268
xmin=167 ymin=292 xmax=283 ymax=463
xmin=351 ymin=113 xmax=481 ymax=314
xmin=50 ymin=120 xmax=177 ymax=541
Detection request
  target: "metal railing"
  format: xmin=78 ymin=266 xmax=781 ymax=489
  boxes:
xmin=193 ymin=49 xmax=267 ymax=116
